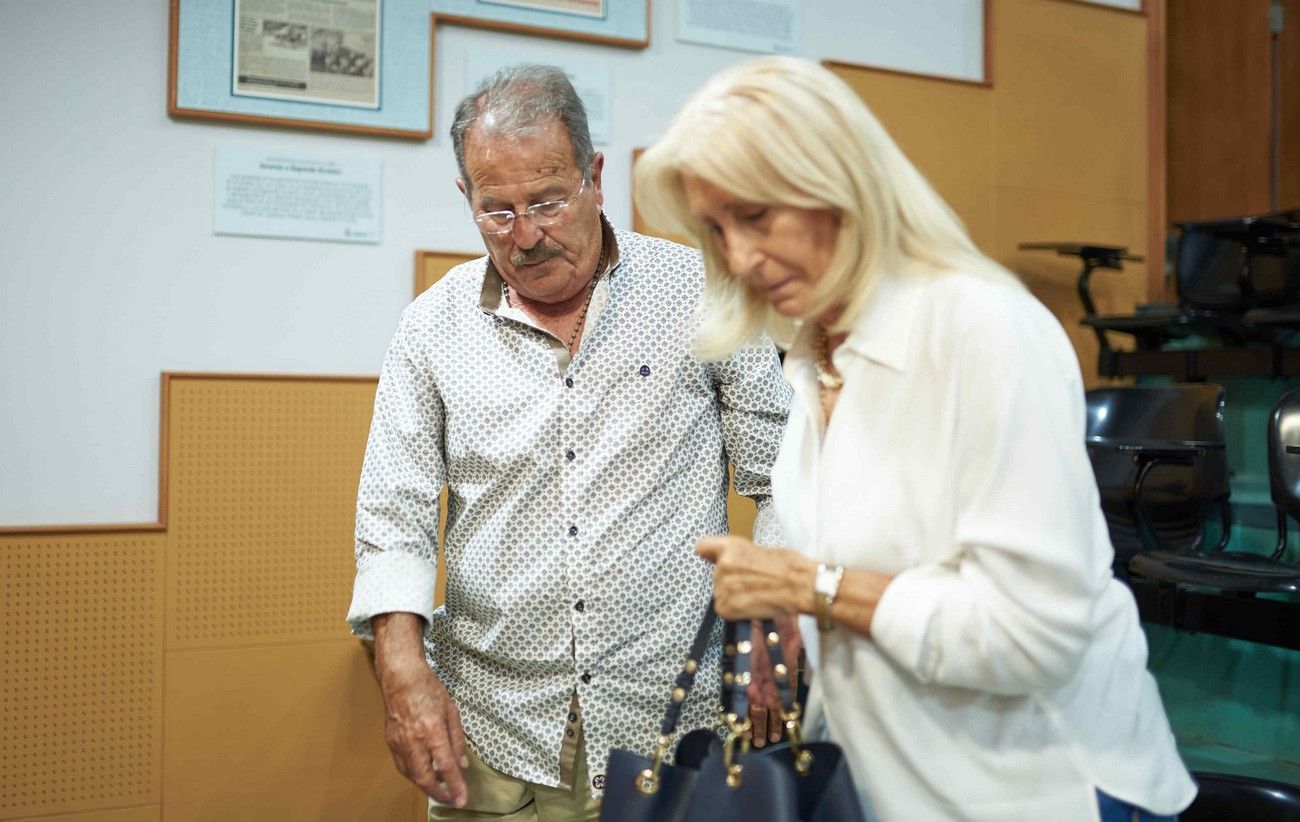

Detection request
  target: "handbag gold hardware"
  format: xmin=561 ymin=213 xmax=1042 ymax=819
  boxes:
xmin=779 ymin=703 xmax=814 ymax=776
xmin=722 ymin=714 xmax=752 ymax=789
xmin=635 ymin=735 xmax=671 ymax=795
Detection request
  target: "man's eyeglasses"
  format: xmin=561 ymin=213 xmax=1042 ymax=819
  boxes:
xmin=472 ymin=178 xmax=588 ymax=236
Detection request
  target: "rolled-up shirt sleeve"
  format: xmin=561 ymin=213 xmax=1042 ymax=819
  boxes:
xmin=347 ymin=310 xmax=446 ymax=640
xmin=869 ymin=295 xmax=1109 ymax=696
xmin=711 ymin=337 xmax=792 ymax=547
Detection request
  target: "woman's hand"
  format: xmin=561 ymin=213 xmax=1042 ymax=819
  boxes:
xmin=698 ymin=536 xmax=816 ymax=746
xmin=696 ymin=535 xmax=816 ymax=621
xmin=699 ymin=533 xmax=895 ymax=655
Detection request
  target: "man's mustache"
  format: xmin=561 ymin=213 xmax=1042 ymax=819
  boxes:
xmin=511 ymin=243 xmax=562 ymax=267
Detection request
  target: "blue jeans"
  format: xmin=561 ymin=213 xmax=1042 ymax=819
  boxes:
xmin=1097 ymin=789 xmax=1178 ymax=822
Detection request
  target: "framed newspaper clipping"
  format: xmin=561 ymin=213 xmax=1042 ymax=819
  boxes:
xmin=430 ymin=0 xmax=649 ymax=48
xmin=168 ymin=0 xmax=433 ymax=139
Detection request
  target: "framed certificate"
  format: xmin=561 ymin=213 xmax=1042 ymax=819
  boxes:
xmin=169 ymin=0 xmax=433 ymax=139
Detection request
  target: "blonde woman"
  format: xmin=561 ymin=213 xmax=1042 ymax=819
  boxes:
xmin=635 ymin=56 xmax=1195 ymax=822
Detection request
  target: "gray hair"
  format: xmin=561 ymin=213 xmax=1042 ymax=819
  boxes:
xmin=450 ymin=64 xmax=595 ymax=193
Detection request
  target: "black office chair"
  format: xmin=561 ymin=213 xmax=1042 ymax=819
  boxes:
xmin=1181 ymin=772 xmax=1300 ymax=821
xmin=1127 ymin=387 xmax=1300 ymax=594
xmin=1084 ymin=384 xmax=1231 ymax=568
xmin=1064 ymin=215 xmax=1300 ymax=355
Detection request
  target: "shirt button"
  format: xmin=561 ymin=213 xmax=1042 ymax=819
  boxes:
xmin=574 ymin=600 xmax=585 ymax=612
xmin=568 ymin=525 xmax=579 ymax=537
xmin=565 ymin=450 xmax=576 ymax=461
xmin=581 ymin=672 xmax=592 ymax=684
xmin=565 ymin=377 xmax=574 ymax=388
xmin=569 ymin=711 xmax=578 ymax=722
xmin=566 ymin=728 xmax=575 ymax=738
xmin=639 ymin=364 xmax=651 ymax=377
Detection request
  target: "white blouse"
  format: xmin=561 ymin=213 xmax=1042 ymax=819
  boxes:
xmin=774 ymin=267 xmax=1195 ymax=822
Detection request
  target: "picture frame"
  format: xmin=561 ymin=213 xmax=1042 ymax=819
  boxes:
xmin=431 ymin=0 xmax=650 ymax=48
xmin=415 ymin=249 xmax=479 ymax=297
xmin=168 ymin=0 xmax=434 ymax=139
xmin=1053 ymin=0 xmax=1144 ymax=13
xmin=812 ymin=0 xmax=991 ymax=87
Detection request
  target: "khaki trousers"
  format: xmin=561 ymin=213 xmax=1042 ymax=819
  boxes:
xmin=428 ymin=718 xmax=600 ymax=822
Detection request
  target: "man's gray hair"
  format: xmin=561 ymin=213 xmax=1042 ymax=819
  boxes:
xmin=450 ymin=64 xmax=595 ymax=192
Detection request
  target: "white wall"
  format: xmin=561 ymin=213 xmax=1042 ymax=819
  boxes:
xmin=0 ymin=1 xmax=752 ymax=525
xmin=0 ymin=1 xmax=977 ymax=525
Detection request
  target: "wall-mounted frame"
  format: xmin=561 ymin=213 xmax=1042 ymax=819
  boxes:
xmin=815 ymin=0 xmax=991 ymax=87
xmin=168 ymin=0 xmax=434 ymax=139
xmin=1054 ymin=0 xmax=1144 ymax=13
xmin=430 ymin=0 xmax=650 ymax=48
xmin=415 ymin=249 xmax=479 ymax=298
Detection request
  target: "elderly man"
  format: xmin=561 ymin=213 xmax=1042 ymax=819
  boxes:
xmin=346 ymin=64 xmax=790 ymax=821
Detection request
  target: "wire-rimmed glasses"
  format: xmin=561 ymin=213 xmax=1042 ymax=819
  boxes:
xmin=472 ymin=178 xmax=588 ymax=236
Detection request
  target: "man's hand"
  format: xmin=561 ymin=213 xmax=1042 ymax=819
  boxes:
xmin=746 ymin=616 xmax=803 ymax=748
xmin=372 ymin=612 xmax=470 ymax=808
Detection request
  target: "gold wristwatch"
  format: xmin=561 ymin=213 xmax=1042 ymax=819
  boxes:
xmin=813 ymin=563 xmax=844 ymax=632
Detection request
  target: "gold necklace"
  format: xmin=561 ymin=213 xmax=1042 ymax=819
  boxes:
xmin=813 ymin=326 xmax=844 ymax=391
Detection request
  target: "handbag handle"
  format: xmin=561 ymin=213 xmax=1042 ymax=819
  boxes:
xmin=722 ymin=616 xmax=813 ymax=782
xmin=723 ymin=617 xmax=796 ymax=722
xmin=655 ymin=601 xmax=800 ymax=737
xmin=635 ymin=600 xmax=719 ymax=796
xmin=636 ymin=602 xmax=810 ymax=796
xmin=657 ymin=599 xmax=719 ymax=739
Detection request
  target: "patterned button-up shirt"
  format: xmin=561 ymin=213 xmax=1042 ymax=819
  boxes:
xmin=347 ymin=226 xmax=790 ymax=791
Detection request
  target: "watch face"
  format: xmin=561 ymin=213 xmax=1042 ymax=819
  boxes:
xmin=814 ymin=564 xmax=844 ymax=597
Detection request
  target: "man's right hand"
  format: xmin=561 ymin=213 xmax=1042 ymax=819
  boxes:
xmin=372 ymin=612 xmax=470 ymax=808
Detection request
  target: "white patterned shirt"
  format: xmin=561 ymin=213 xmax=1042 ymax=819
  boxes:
xmin=347 ymin=226 xmax=790 ymax=792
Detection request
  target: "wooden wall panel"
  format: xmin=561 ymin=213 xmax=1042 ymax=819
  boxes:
xmin=1280 ymin=0 xmax=1300 ymax=209
xmin=415 ymin=250 xmax=478 ymax=299
xmin=995 ymin=0 xmax=1148 ymax=203
xmin=1147 ymin=0 xmax=1169 ymax=300
xmin=163 ymin=642 xmax=414 ymax=821
xmin=1167 ymin=0 xmax=1273 ymax=222
xmin=164 ymin=377 xmax=375 ymax=651
xmin=992 ymin=0 xmax=1150 ymax=387
xmin=1 ymin=534 xmax=165 ymax=820
xmin=828 ymin=67 xmax=997 ymax=251
xmin=6 ymin=808 xmax=160 ymax=822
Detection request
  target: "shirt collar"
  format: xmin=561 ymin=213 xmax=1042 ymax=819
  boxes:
xmin=478 ymin=214 xmax=621 ymax=315
xmin=838 ymin=268 xmax=927 ymax=374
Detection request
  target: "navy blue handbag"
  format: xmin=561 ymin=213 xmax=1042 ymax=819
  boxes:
xmin=601 ymin=603 xmax=866 ymax=822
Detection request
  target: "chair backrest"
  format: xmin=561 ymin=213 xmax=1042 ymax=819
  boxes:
xmin=1182 ymin=772 xmax=1300 ymax=822
xmin=1084 ymin=384 xmax=1229 ymax=562
xmin=1176 ymin=225 xmax=1246 ymax=310
xmin=1177 ymin=214 xmax=1300 ymax=309
xmin=1245 ymin=243 xmax=1300 ymax=307
xmin=1268 ymin=386 xmax=1300 ymax=521
xmin=1085 ymin=383 xmax=1226 ymax=442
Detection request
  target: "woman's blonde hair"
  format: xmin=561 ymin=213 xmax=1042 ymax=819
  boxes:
xmin=635 ymin=55 xmax=1019 ymax=359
